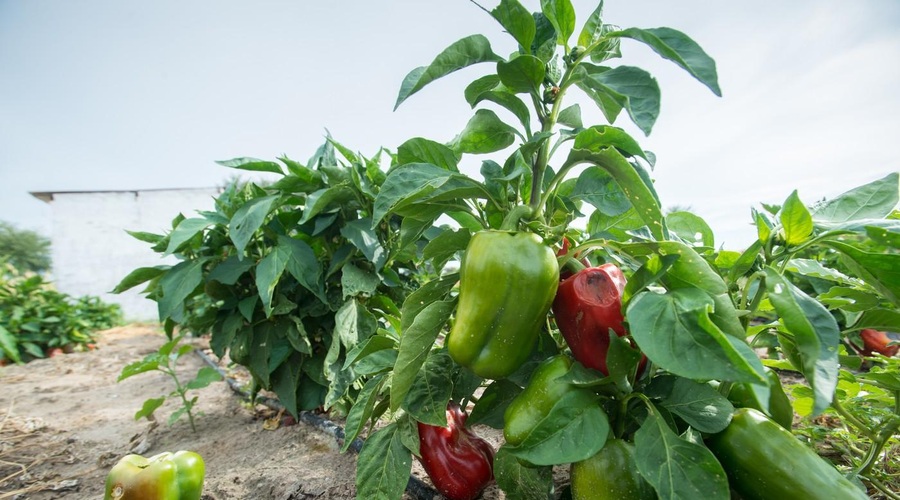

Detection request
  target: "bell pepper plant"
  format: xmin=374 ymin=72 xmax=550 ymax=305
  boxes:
xmin=104 ymin=450 xmax=205 ymax=500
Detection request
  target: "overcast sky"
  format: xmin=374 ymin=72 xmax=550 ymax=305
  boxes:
xmin=2 ymin=0 xmax=899 ymax=249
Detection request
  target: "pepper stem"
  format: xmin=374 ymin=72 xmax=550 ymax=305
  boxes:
xmin=500 ymin=205 xmax=534 ymax=231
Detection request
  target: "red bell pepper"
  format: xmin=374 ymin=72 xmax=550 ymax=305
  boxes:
xmin=860 ymin=329 xmax=899 ymax=357
xmin=553 ymin=263 xmax=645 ymax=376
xmin=417 ymin=401 xmax=494 ymax=500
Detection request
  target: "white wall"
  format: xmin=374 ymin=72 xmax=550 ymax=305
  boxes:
xmin=47 ymin=188 xmax=219 ymax=321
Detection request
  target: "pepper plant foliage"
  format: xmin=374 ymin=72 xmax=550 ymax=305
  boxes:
xmin=344 ymin=1 xmax=900 ymax=499
xmin=115 ymin=138 xmax=425 ymax=418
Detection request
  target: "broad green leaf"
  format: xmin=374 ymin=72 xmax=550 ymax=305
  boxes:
xmin=667 ymin=211 xmax=714 ymax=248
xmin=850 ymin=308 xmax=900 ymax=332
xmin=164 ymin=217 xmax=212 ymax=255
xmin=573 ymin=125 xmax=647 ymax=161
xmin=468 ymin=379 xmax=524 ymax=429
xmin=211 ymin=313 xmax=243 ymax=357
xmin=248 ymin=324 xmax=274 ymax=387
xmin=334 ymin=299 xmax=377 ymax=350
xmin=612 ymin=27 xmax=721 ymax=96
xmin=256 ymin=245 xmax=290 ymax=317
xmin=494 ymin=447 xmax=554 ymax=500
xmin=541 ymin=0 xmax=576 ymax=46
xmin=400 ymin=273 xmax=459 ymax=332
xmin=506 ymin=389 xmax=609 ymax=466
xmin=627 ymin=289 xmax=765 ymax=383
xmin=186 ymin=366 xmax=223 ymax=390
xmin=158 ymin=260 xmax=204 ymax=321
xmin=464 ymin=74 xmax=501 ymax=105
xmin=531 ymin=12 xmax=557 ymax=61
xmin=563 ymin=145 xmax=665 ymax=239
xmin=0 ymin=325 xmax=21 ymax=364
xmin=372 ymin=163 xmax=489 ymax=225
xmin=341 ymin=263 xmax=380 ymax=299
xmin=118 ymin=355 xmax=162 ymax=382
xmin=126 ymin=230 xmax=164 ymax=245
xmin=279 ymin=236 xmax=325 ymax=302
xmin=785 ymin=259 xmax=859 ymax=286
xmin=497 ymin=55 xmax=546 ymax=94
xmin=812 ymin=172 xmax=899 ymax=223
xmin=215 ymin=157 xmax=284 ymax=175
xmin=866 ymin=224 xmax=900 ymax=248
xmin=578 ymin=1 xmax=605 ymax=47
xmin=297 ymin=186 xmax=356 ymax=225
xmin=356 ymin=423 xmax=412 ymax=500
xmin=342 ymin=374 xmax=387 ymax=452
xmin=450 ymin=109 xmax=518 ymax=155
xmin=557 ymin=103 xmax=583 ymax=128
xmin=344 ymin=335 xmax=397 ymax=371
xmin=817 ymin=287 xmax=881 ymax=312
xmin=271 ymin=353 xmax=304 ymax=417
xmin=825 ymin=240 xmax=900 ymax=307
xmin=340 ymin=218 xmax=387 ymax=271
xmin=570 ymin=166 xmax=630 ymax=216
xmin=578 ymin=65 xmax=660 ymax=135
xmin=134 ymin=397 xmax=166 ymax=421
xmin=403 ymin=350 xmax=454 ymax=426
xmin=422 ymin=228 xmax=470 ymax=271
xmin=575 ymin=67 xmax=625 ymax=124
xmin=390 ymin=299 xmax=456 ymax=412
xmin=634 ymin=412 xmax=729 ymax=500
xmin=491 ymin=0 xmax=536 ymax=50
xmin=207 ymin=256 xmax=254 ymax=285
xmin=112 ymin=266 xmax=168 ymax=294
xmin=649 ymin=376 xmax=734 ymax=433
xmin=394 ymin=35 xmax=502 ymax=110
xmin=779 ymin=190 xmax=813 ymax=246
xmin=765 ymin=269 xmax=839 ymax=415
xmin=470 ymin=90 xmax=533 ymax=131
xmin=396 ymin=137 xmax=460 ymax=172
xmin=229 ymin=195 xmax=279 ymax=257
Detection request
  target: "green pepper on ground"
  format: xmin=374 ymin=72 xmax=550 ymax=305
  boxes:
xmin=571 ymin=438 xmax=656 ymax=500
xmin=104 ymin=450 xmax=205 ymax=500
xmin=706 ymin=408 xmax=867 ymax=500
xmin=447 ymin=230 xmax=559 ymax=380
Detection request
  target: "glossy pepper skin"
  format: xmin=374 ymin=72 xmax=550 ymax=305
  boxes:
xmin=104 ymin=450 xmax=205 ymax=500
xmin=504 ymin=355 xmax=574 ymax=445
xmin=571 ymin=439 xmax=655 ymax=500
xmin=726 ymin=367 xmax=793 ymax=430
xmin=447 ymin=230 xmax=559 ymax=380
xmin=553 ymin=263 xmax=644 ymax=376
xmin=860 ymin=328 xmax=899 ymax=357
xmin=417 ymin=401 xmax=495 ymax=500
xmin=706 ymin=408 xmax=867 ymax=500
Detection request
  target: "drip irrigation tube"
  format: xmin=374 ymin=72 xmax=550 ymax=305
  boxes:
xmin=194 ymin=349 xmax=440 ymax=500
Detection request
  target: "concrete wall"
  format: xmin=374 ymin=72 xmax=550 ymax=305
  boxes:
xmin=46 ymin=188 xmax=219 ymax=321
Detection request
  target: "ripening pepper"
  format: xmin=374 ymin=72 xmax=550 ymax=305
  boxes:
xmin=726 ymin=366 xmax=794 ymax=430
xmin=104 ymin=450 xmax=205 ymax=500
xmin=706 ymin=408 xmax=868 ymax=500
xmin=571 ymin=439 xmax=655 ymax=500
xmin=552 ymin=263 xmax=645 ymax=376
xmin=859 ymin=328 xmax=899 ymax=357
xmin=417 ymin=401 xmax=495 ymax=500
xmin=446 ymin=230 xmax=559 ymax=380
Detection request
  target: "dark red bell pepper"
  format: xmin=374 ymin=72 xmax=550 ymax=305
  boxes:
xmin=860 ymin=329 xmax=899 ymax=357
xmin=553 ymin=263 xmax=645 ymax=376
xmin=417 ymin=401 xmax=494 ymax=500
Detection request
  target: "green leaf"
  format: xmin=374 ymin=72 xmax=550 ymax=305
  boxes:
xmin=126 ymin=230 xmax=165 ymax=245
xmin=850 ymin=308 xmax=900 ymax=332
xmin=229 ymin=195 xmax=279 ymax=257
xmin=494 ymin=447 xmax=554 ymax=500
xmin=506 ymin=389 xmax=609 ymax=466
xmin=422 ymin=228 xmax=470 ymax=271
xmin=344 ymin=335 xmax=397 ymax=371
xmin=158 ymin=260 xmax=204 ymax=321
xmin=356 ymin=423 xmax=412 ymax=500
xmin=491 ymin=0 xmax=536 ymax=50
xmin=164 ymin=217 xmax=212 ymax=255
xmin=207 ymin=256 xmax=254 ymax=286
xmin=577 ymin=65 xmax=660 ymax=135
xmin=649 ymin=376 xmax=734 ymax=433
xmin=571 ymin=166 xmax=631 ymax=216
xmin=765 ymin=269 xmax=839 ymax=415
xmin=341 ymin=263 xmax=380 ymax=299
xmin=468 ymin=380 xmax=524 ymax=429
xmin=634 ymin=412 xmax=729 ymax=500
xmin=573 ymin=125 xmax=647 ymax=161
xmin=342 ymin=374 xmax=387 ymax=452
xmin=390 ymin=299 xmax=456 ymax=412
xmin=497 ymin=55 xmax=546 ymax=94
xmin=471 ymin=90 xmax=533 ymax=132
xmin=403 ymin=350 xmax=454 ymax=426
xmin=612 ymin=27 xmax=721 ymax=96
xmin=627 ymin=289 xmax=765 ymax=383
xmin=396 ymin=137 xmax=460 ymax=172
xmin=780 ymin=190 xmax=813 ymax=246
xmin=812 ymin=172 xmax=899 ymax=223
xmin=400 ymin=273 xmax=459 ymax=332
xmin=450 ymin=109 xmax=518 ymax=155
xmin=134 ymin=397 xmax=166 ymax=421
xmin=825 ymin=240 xmax=900 ymax=307
xmin=271 ymin=353 xmax=303 ymax=417
xmin=340 ymin=218 xmax=387 ymax=271
xmin=0 ymin=325 xmax=21 ymax=364
xmin=279 ymin=236 xmax=325 ymax=302
xmin=578 ymin=1 xmax=605 ymax=47
xmin=540 ymin=0 xmax=576 ymax=46
xmin=256 ymin=245 xmax=290 ymax=317
xmin=112 ymin=266 xmax=168 ymax=294
xmin=667 ymin=211 xmax=714 ymax=248
xmin=557 ymin=103 xmax=583 ymax=128
xmin=186 ymin=366 xmax=223 ymax=390
xmin=216 ymin=157 xmax=284 ymax=175
xmin=372 ymin=163 xmax=487 ymax=225
xmin=297 ymin=186 xmax=356 ymax=225
xmin=394 ymin=35 xmax=502 ymax=110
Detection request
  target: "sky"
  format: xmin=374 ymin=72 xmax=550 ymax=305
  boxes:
xmin=1 ymin=0 xmax=899 ymax=249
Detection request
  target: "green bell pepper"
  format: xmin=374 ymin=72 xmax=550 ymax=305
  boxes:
xmin=104 ymin=450 xmax=205 ymax=500
xmin=447 ymin=230 xmax=559 ymax=379
xmin=706 ymin=408 xmax=867 ymax=500
xmin=503 ymin=354 xmax=573 ymax=446
xmin=571 ymin=439 xmax=655 ymax=500
xmin=726 ymin=366 xmax=794 ymax=430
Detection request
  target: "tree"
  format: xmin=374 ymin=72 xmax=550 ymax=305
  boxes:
xmin=0 ymin=221 xmax=51 ymax=274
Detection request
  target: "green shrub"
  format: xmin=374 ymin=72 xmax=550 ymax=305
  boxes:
xmin=0 ymin=221 xmax=51 ymax=274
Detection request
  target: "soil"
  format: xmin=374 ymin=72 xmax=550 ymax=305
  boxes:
xmin=0 ymin=324 xmax=381 ymax=499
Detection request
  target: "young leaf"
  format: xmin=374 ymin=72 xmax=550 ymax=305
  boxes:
xmin=395 ymin=35 xmax=502 ymax=110
xmin=118 ymin=355 xmax=162 ymax=381
xmin=229 ymin=195 xmax=280 ymax=257
xmin=164 ymin=217 xmax=212 ymax=255
xmin=779 ymin=190 xmax=813 ymax=246
xmin=112 ymin=266 xmax=169 ymax=294
xmin=215 ymin=157 xmax=284 ymax=175
xmin=186 ymin=366 xmax=223 ymax=390
xmin=396 ymin=137 xmax=460 ymax=172
xmin=356 ymin=423 xmax=412 ymax=500
xmin=490 ymin=0 xmax=536 ymax=50
xmin=390 ymin=299 xmax=456 ymax=412
xmin=449 ymin=109 xmax=518 ymax=154
xmin=494 ymin=447 xmax=554 ymax=500
xmin=812 ymin=172 xmax=899 ymax=224
xmin=611 ymin=27 xmax=721 ymax=96
xmin=634 ymin=412 xmax=729 ymax=499
xmin=764 ymin=269 xmax=839 ymax=415
xmin=540 ymin=0 xmax=576 ymax=47
xmin=497 ymin=55 xmax=546 ymax=94
xmin=134 ymin=397 xmax=166 ymax=421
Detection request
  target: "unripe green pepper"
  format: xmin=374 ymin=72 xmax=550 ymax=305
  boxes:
xmin=726 ymin=367 xmax=793 ymax=430
xmin=447 ymin=230 xmax=559 ymax=380
xmin=503 ymin=355 xmax=573 ymax=445
xmin=706 ymin=408 xmax=867 ymax=500
xmin=104 ymin=450 xmax=205 ymax=500
xmin=571 ymin=439 xmax=656 ymax=500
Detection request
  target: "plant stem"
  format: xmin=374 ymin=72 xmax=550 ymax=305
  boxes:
xmin=831 ymin=398 xmax=878 ymax=441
